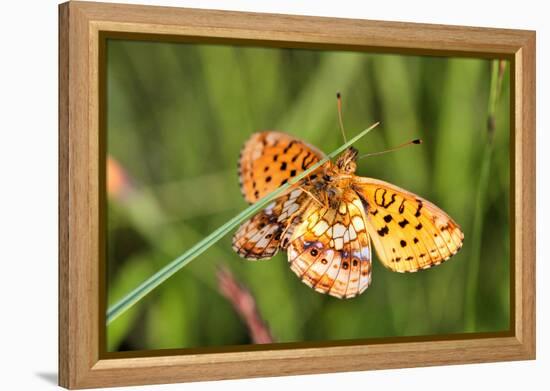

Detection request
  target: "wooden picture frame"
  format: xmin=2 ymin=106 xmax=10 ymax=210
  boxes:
xmin=58 ymin=1 xmax=536 ymax=389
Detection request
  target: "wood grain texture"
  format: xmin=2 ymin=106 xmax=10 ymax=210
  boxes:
xmin=58 ymin=1 xmax=536 ymax=389
xmin=58 ymin=3 xmax=70 ymax=387
xmin=514 ymin=34 xmax=536 ymax=355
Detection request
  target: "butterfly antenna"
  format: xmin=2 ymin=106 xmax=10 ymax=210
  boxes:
xmin=336 ymin=92 xmax=347 ymax=143
xmin=358 ymin=138 xmax=422 ymax=160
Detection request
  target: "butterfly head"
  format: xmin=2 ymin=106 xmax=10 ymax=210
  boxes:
xmin=334 ymin=147 xmax=358 ymax=174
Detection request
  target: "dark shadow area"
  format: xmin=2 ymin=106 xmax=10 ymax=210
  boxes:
xmin=36 ymin=372 xmax=57 ymax=385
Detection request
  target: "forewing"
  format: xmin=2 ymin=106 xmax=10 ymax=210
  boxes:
xmin=287 ymin=192 xmax=372 ymax=298
xmin=238 ymin=131 xmax=325 ymax=203
xmin=352 ymin=177 xmax=464 ymax=273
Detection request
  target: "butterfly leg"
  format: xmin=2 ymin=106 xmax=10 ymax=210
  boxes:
xmin=296 ymin=185 xmax=324 ymax=207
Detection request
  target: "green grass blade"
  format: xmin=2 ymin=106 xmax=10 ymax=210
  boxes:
xmin=464 ymin=60 xmax=505 ymax=331
xmin=106 ymin=122 xmax=380 ymax=325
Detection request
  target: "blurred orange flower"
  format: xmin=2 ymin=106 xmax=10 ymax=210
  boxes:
xmin=107 ymin=155 xmax=132 ymax=199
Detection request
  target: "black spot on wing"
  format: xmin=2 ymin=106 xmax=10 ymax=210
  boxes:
xmin=300 ymin=151 xmax=311 ymax=169
xmin=374 ymin=188 xmax=397 ymax=208
xmin=291 ymin=149 xmax=302 ymax=162
xmin=377 ymin=226 xmax=389 ymax=237
xmin=283 ymin=140 xmax=296 ymax=153
xmin=415 ymin=200 xmax=423 ymax=217
xmin=302 ymin=152 xmax=317 ymax=169
xmin=398 ymin=199 xmax=406 ymax=214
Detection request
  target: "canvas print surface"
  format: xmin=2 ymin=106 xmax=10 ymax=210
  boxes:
xmin=105 ymin=38 xmax=511 ymax=352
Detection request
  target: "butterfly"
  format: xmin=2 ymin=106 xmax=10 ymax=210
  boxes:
xmin=232 ymin=130 xmax=464 ymax=299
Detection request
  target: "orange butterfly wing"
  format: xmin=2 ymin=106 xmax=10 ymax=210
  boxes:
xmin=234 ymin=131 xmax=463 ymax=297
xmin=352 ymin=177 xmax=464 ymax=273
xmin=238 ymin=131 xmax=325 ymax=203
xmin=287 ymin=191 xmax=372 ymax=298
xmin=232 ymin=189 xmax=311 ymax=260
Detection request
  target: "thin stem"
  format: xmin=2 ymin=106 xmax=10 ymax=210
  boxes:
xmin=107 ymin=122 xmax=380 ymax=325
xmin=464 ymin=60 xmax=506 ymax=331
xmin=217 ymin=266 xmax=274 ymax=344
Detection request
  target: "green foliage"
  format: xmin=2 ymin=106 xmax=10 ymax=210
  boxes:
xmin=106 ymin=39 xmax=510 ymax=351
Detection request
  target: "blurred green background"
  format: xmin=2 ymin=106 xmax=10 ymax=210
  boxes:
xmin=105 ymin=39 xmax=510 ymax=352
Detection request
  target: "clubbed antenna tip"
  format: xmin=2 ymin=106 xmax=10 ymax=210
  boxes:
xmin=358 ymin=137 xmax=422 ymax=160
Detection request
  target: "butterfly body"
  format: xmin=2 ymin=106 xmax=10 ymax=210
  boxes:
xmin=233 ymin=131 xmax=464 ymax=299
